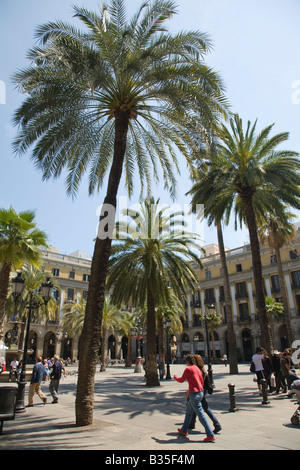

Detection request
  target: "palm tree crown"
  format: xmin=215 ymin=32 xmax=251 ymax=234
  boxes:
xmin=13 ymin=0 xmax=228 ymax=199
xmin=107 ymin=196 xmax=203 ymax=385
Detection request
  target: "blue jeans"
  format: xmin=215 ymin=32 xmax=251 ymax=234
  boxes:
xmin=181 ymin=391 xmax=214 ymax=438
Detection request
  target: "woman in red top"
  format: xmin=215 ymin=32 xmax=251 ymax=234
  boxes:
xmin=174 ymin=355 xmax=215 ymax=442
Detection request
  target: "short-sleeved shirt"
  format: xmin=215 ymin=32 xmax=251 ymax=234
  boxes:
xmin=252 ymin=353 xmax=264 ymax=372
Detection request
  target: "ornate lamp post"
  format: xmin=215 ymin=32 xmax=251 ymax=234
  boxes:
xmin=130 ymin=317 xmax=146 ymax=373
xmin=12 ymin=272 xmax=53 ymax=412
xmin=164 ymin=318 xmax=172 ymax=380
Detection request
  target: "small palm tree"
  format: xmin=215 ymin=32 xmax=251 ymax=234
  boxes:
xmin=6 ymin=264 xmax=58 ymax=350
xmin=0 ymin=207 xmax=48 ymax=339
xmin=107 ymin=197 xmax=203 ymax=386
xmin=12 ymin=0 xmax=228 ymax=425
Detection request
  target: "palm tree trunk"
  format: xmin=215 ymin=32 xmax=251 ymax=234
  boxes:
xmin=241 ymin=196 xmax=273 ymax=354
xmin=125 ymin=335 xmax=133 ymax=368
xmin=157 ymin=312 xmax=165 ymax=375
xmin=75 ymin=111 xmax=129 ymax=427
xmin=216 ymin=223 xmax=239 ymax=374
xmin=100 ymin=327 xmax=107 ymax=372
xmin=146 ymin=281 xmax=160 ymax=386
xmin=0 ymin=261 xmax=12 ymax=340
xmin=274 ymin=244 xmax=294 ymax=345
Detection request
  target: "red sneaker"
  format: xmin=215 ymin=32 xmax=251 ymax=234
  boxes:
xmin=177 ymin=428 xmax=188 ymax=436
xmin=203 ymin=436 xmax=215 ymax=442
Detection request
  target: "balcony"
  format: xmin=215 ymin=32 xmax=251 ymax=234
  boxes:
xmin=237 ymin=315 xmax=252 ymax=323
xmin=235 ymin=292 xmax=248 ymax=299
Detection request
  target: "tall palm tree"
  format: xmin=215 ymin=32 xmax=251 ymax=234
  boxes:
xmin=187 ymin=161 xmax=239 ymax=373
xmin=197 ymin=114 xmax=300 ymax=353
xmin=12 ymin=0 xmax=228 ymax=425
xmin=0 ymin=207 xmax=48 ymax=340
xmin=258 ymin=212 xmax=296 ymax=345
xmin=107 ymin=197 xmax=203 ymax=386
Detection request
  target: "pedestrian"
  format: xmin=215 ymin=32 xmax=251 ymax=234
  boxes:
xmin=271 ymin=350 xmax=285 ymax=394
xmin=280 ymin=349 xmax=292 ymax=391
xmin=43 ymin=359 xmax=50 ymax=381
xmin=49 ymin=355 xmax=65 ymax=404
xmin=222 ymin=354 xmax=228 ymax=366
xmin=174 ymin=354 xmax=215 ymax=442
xmin=8 ymin=357 xmax=19 ymax=382
xmin=251 ymin=347 xmax=266 ymax=393
xmin=188 ymin=354 xmax=221 ymax=434
xmin=262 ymin=348 xmax=274 ymax=392
xmin=28 ymin=356 xmax=47 ymax=406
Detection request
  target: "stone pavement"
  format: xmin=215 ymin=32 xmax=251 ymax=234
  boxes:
xmin=0 ymin=363 xmax=299 ymax=452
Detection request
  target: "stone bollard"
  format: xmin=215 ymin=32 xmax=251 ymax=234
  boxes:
xmin=228 ymin=383 xmax=238 ymax=412
xmin=260 ymin=379 xmax=270 ymax=405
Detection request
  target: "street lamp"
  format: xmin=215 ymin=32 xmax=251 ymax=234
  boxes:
xmin=164 ymin=318 xmax=172 ymax=380
xmin=130 ymin=318 xmax=146 ymax=373
xmin=205 ymin=303 xmax=215 ymax=387
xmin=12 ymin=273 xmax=53 ymax=412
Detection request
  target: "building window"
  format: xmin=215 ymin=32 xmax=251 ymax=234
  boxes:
xmin=219 ymin=285 xmax=225 ymax=302
xmin=290 ymin=249 xmax=298 ymax=260
xmin=83 ymin=274 xmax=90 ymax=282
xmin=291 ymin=271 xmax=300 ymax=289
xmin=271 ymin=275 xmax=280 ymax=293
xmin=205 ymin=270 xmax=211 ymax=280
xmin=52 ymin=268 xmax=60 ymax=277
xmin=67 ymin=288 xmax=74 ymax=302
xmin=238 ymin=302 xmax=250 ymax=321
xmin=69 ymin=270 xmax=75 ymax=279
xmin=270 ymin=255 xmax=277 ymax=265
xmin=83 ymin=290 xmax=88 ymax=300
xmin=236 ymin=263 xmax=242 ymax=272
xmin=235 ymin=282 xmax=248 ymax=299
xmin=204 ymin=288 xmax=215 ymax=304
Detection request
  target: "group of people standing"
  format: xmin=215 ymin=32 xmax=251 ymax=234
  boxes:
xmin=251 ymin=347 xmax=299 ymax=395
xmin=28 ymin=355 xmax=65 ymax=407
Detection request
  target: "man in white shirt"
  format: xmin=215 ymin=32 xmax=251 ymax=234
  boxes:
xmin=252 ymin=347 xmax=266 ymax=393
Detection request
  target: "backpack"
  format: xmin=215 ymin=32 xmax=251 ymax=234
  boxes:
xmin=204 ymin=373 xmax=213 ymax=395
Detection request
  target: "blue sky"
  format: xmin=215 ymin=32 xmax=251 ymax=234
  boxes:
xmin=1 ymin=0 xmax=300 ymax=258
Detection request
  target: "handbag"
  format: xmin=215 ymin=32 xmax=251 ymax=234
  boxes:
xmin=204 ymin=373 xmax=213 ymax=395
xmin=250 ymin=361 xmax=256 ymax=373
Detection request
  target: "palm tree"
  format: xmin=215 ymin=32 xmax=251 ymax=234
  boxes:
xmin=0 ymin=207 xmax=48 ymax=340
xmin=12 ymin=0 xmax=228 ymax=425
xmin=187 ymin=160 xmax=239 ymax=374
xmin=258 ymin=212 xmax=296 ymax=345
xmin=62 ymin=296 xmax=128 ymax=371
xmin=107 ymin=197 xmax=203 ymax=386
xmin=200 ymin=114 xmax=300 ymax=353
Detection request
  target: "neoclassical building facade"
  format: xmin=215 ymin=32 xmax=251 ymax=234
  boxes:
xmin=3 ymin=226 xmax=300 ymax=363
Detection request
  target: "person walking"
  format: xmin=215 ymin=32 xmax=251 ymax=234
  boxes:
xmin=188 ymin=355 xmax=221 ymax=434
xmin=28 ymin=356 xmax=47 ymax=406
xmin=174 ymin=354 xmax=215 ymax=442
xmin=49 ymin=355 xmax=64 ymax=404
xmin=251 ymin=347 xmax=266 ymax=393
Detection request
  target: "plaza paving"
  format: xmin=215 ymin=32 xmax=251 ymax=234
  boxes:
xmin=0 ymin=363 xmax=299 ymax=451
